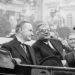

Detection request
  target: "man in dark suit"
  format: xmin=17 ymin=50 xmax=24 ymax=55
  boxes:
xmin=1 ymin=21 xmax=36 ymax=65
xmin=32 ymin=23 xmax=69 ymax=66
xmin=65 ymin=33 xmax=75 ymax=67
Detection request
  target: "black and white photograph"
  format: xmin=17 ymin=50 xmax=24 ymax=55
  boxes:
xmin=0 ymin=0 xmax=75 ymax=75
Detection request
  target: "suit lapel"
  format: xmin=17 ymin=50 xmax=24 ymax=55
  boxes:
xmin=39 ymin=40 xmax=54 ymax=55
xmin=13 ymin=38 xmax=31 ymax=64
xmin=50 ymin=39 xmax=63 ymax=56
xmin=26 ymin=45 xmax=36 ymax=65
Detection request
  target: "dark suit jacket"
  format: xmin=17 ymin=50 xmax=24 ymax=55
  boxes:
xmin=32 ymin=38 xmax=70 ymax=65
xmin=1 ymin=37 xmax=37 ymax=65
xmin=65 ymin=50 xmax=75 ymax=67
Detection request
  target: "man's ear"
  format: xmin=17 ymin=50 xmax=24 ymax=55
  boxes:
xmin=19 ymin=27 xmax=21 ymax=31
xmin=19 ymin=27 xmax=22 ymax=33
xmin=36 ymin=31 xmax=39 ymax=35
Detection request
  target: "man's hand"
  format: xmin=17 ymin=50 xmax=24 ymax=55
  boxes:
xmin=13 ymin=58 xmax=21 ymax=64
xmin=61 ymin=60 xmax=68 ymax=67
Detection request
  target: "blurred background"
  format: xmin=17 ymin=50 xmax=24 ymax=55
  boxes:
xmin=0 ymin=0 xmax=75 ymax=40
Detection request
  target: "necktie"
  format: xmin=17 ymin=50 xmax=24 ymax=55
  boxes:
xmin=21 ymin=43 xmax=28 ymax=54
xmin=48 ymin=41 xmax=55 ymax=50
xmin=20 ymin=43 xmax=30 ymax=59
xmin=20 ymin=42 xmax=33 ymax=64
xmin=43 ymin=40 xmax=55 ymax=49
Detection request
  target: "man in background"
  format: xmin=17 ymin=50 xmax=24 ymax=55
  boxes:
xmin=65 ymin=33 xmax=75 ymax=67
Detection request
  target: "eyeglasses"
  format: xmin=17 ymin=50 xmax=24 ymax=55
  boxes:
xmin=38 ymin=29 xmax=50 ymax=33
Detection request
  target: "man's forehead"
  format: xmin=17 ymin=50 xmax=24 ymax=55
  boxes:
xmin=39 ymin=25 xmax=49 ymax=30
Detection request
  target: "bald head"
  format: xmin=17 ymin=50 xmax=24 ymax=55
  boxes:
xmin=15 ymin=21 xmax=30 ymax=33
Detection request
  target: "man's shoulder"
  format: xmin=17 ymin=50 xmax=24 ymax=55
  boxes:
xmin=1 ymin=38 xmax=15 ymax=47
xmin=33 ymin=40 xmax=41 ymax=45
xmin=0 ymin=38 xmax=15 ymax=50
xmin=32 ymin=39 xmax=43 ymax=48
xmin=0 ymin=37 xmax=13 ymax=44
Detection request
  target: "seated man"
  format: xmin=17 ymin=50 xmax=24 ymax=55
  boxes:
xmin=32 ymin=23 xmax=69 ymax=66
xmin=65 ymin=33 xmax=75 ymax=67
xmin=1 ymin=21 xmax=37 ymax=65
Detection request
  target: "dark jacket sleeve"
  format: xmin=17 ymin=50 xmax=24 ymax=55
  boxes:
xmin=2 ymin=43 xmax=18 ymax=61
xmin=32 ymin=45 xmax=42 ymax=65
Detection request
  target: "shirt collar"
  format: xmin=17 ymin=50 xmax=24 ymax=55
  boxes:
xmin=43 ymin=39 xmax=49 ymax=44
xmin=16 ymin=35 xmax=25 ymax=44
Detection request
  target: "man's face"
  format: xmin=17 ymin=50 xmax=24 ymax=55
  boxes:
xmin=38 ymin=25 xmax=50 ymax=39
xmin=68 ymin=35 xmax=75 ymax=48
xmin=20 ymin=23 xmax=33 ymax=41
